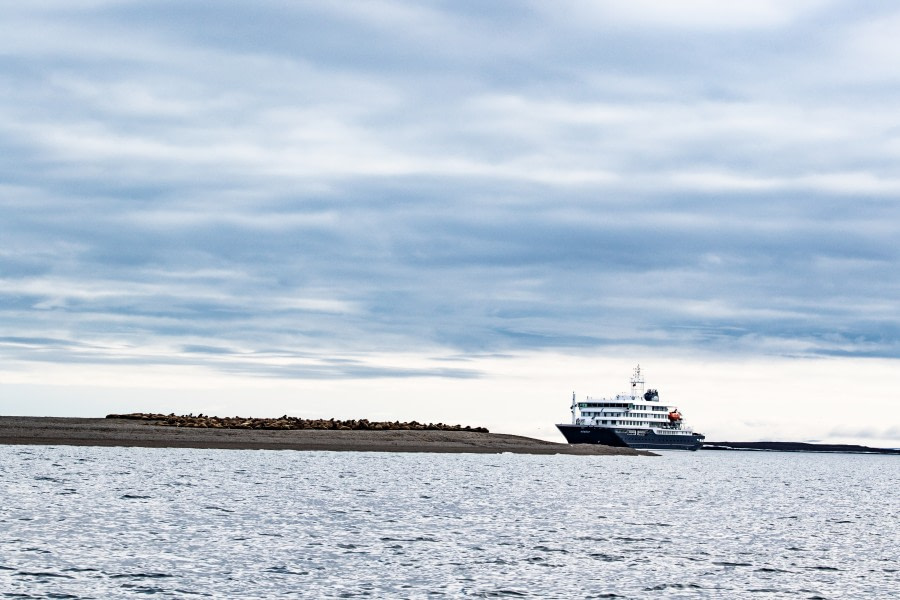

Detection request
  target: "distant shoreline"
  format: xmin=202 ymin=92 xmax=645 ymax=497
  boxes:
xmin=702 ymin=441 xmax=900 ymax=455
xmin=0 ymin=416 xmax=653 ymax=456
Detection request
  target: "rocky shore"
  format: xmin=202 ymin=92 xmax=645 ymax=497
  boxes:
xmin=0 ymin=416 xmax=652 ymax=456
xmin=106 ymin=412 xmax=491 ymax=432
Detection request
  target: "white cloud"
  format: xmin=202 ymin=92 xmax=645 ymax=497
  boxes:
xmin=837 ymin=11 xmax=900 ymax=82
xmin=537 ymin=0 xmax=831 ymax=31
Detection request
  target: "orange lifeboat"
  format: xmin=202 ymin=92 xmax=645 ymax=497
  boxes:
xmin=668 ymin=410 xmax=682 ymax=422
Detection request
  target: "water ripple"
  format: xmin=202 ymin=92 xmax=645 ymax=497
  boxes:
xmin=0 ymin=447 xmax=897 ymax=598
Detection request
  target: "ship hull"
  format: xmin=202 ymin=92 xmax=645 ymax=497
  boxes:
xmin=556 ymin=424 xmax=704 ymax=451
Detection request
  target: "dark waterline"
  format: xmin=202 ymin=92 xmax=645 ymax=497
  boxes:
xmin=702 ymin=441 xmax=900 ymax=454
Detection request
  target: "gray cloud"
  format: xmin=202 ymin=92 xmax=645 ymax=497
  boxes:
xmin=2 ymin=1 xmax=900 ymax=379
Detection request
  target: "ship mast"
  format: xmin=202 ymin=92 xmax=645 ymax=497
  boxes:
xmin=631 ymin=364 xmax=644 ymax=399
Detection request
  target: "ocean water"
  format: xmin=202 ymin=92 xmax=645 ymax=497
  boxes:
xmin=0 ymin=446 xmax=897 ymax=599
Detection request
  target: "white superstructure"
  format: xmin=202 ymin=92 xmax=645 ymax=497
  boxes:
xmin=569 ymin=365 xmax=697 ymax=436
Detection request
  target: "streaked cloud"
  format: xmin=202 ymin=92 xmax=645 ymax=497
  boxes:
xmin=541 ymin=0 xmax=832 ymax=31
xmin=1 ymin=0 xmax=899 ymax=415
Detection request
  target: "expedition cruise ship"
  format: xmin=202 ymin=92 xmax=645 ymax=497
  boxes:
xmin=556 ymin=365 xmax=705 ymax=451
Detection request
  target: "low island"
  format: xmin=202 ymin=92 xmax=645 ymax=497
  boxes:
xmin=0 ymin=414 xmax=653 ymax=456
xmin=702 ymin=441 xmax=900 ymax=455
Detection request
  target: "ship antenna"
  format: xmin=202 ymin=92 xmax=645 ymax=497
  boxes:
xmin=571 ymin=391 xmax=577 ymax=424
xmin=631 ymin=364 xmax=644 ymax=399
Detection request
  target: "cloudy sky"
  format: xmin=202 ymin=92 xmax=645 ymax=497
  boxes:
xmin=2 ymin=1 xmax=899 ymax=446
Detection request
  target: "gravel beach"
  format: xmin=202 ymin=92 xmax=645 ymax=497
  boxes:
xmin=0 ymin=416 xmax=652 ymax=456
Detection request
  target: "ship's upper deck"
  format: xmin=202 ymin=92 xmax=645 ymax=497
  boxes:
xmin=569 ymin=365 xmax=694 ymax=432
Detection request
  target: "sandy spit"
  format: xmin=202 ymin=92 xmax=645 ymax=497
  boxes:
xmin=0 ymin=416 xmax=653 ymax=456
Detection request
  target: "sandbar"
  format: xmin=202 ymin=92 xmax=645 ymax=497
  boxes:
xmin=0 ymin=416 xmax=653 ymax=456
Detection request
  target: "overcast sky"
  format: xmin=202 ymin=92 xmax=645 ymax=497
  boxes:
xmin=2 ymin=1 xmax=899 ymax=446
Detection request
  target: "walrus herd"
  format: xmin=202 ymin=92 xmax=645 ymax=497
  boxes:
xmin=106 ymin=413 xmax=490 ymax=433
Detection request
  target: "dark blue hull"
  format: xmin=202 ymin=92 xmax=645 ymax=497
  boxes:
xmin=556 ymin=424 xmax=704 ymax=451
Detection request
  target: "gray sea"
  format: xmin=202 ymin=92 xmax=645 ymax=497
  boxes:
xmin=0 ymin=446 xmax=897 ymax=599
